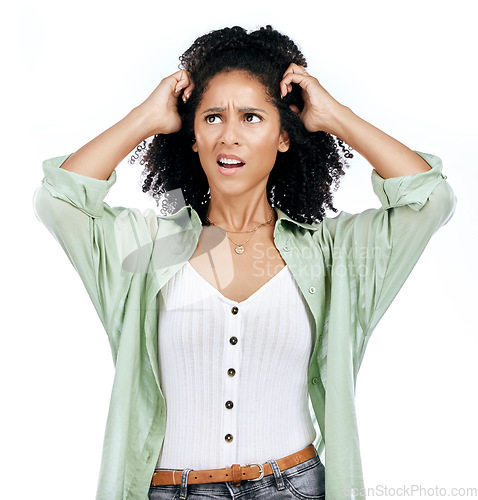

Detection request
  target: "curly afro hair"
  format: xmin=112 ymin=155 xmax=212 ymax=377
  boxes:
xmin=130 ymin=25 xmax=352 ymax=225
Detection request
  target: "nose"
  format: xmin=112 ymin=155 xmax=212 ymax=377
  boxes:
xmin=221 ymin=119 xmax=240 ymax=146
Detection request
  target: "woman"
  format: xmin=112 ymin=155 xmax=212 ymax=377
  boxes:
xmin=33 ymin=26 xmax=455 ymax=500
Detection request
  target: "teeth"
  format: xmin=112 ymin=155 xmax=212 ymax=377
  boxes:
xmin=219 ymin=158 xmax=243 ymax=165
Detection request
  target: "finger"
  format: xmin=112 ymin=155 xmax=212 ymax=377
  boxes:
xmin=182 ymin=81 xmax=195 ymax=102
xmin=174 ymin=70 xmax=191 ymax=94
xmin=280 ymin=72 xmax=314 ymax=97
xmin=282 ymin=63 xmax=307 ymax=78
xmin=281 ymin=64 xmax=309 ymax=96
xmin=289 ymin=104 xmax=301 ymax=117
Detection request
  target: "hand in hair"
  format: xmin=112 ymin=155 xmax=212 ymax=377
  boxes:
xmin=280 ymin=63 xmax=345 ymax=135
xmin=137 ymin=69 xmax=194 ymax=136
xmin=131 ymin=26 xmax=352 ymax=224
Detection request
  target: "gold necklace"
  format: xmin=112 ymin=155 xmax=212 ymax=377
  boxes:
xmin=206 ymin=206 xmax=275 ymax=255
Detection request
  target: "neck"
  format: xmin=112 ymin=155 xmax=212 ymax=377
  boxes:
xmin=206 ymin=192 xmax=275 ymax=231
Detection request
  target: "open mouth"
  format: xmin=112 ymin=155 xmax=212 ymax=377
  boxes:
xmin=217 ymin=159 xmax=245 ymax=168
xmin=216 ymin=155 xmax=246 ymax=169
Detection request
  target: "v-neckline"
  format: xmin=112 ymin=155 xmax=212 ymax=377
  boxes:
xmin=185 ymin=261 xmax=289 ymax=305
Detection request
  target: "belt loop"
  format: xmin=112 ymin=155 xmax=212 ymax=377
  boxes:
xmin=266 ymin=459 xmax=285 ymax=490
xmin=179 ymin=468 xmax=192 ymax=500
xmin=231 ymin=463 xmax=242 ymax=486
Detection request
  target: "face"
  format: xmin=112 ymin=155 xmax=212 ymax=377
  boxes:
xmin=192 ymin=70 xmax=289 ymax=199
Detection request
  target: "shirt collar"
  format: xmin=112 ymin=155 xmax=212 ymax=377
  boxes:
xmin=274 ymin=206 xmax=320 ymax=232
xmin=162 ymin=204 xmax=202 ymax=228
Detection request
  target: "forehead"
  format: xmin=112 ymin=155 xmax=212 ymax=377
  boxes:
xmin=200 ymin=70 xmax=271 ymax=105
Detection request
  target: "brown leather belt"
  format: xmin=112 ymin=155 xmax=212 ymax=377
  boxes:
xmin=151 ymin=444 xmax=317 ymax=487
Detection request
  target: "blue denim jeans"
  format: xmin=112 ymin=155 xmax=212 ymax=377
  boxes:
xmin=148 ymin=454 xmax=325 ymax=500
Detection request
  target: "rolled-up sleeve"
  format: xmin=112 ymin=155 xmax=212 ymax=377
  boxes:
xmin=371 ymin=151 xmax=449 ymax=211
xmin=39 ymin=154 xmax=117 ymax=217
xmin=366 ymin=152 xmax=456 ymax=332
xmin=328 ymin=151 xmax=456 ymax=353
xmin=33 ymin=155 xmax=152 ymax=351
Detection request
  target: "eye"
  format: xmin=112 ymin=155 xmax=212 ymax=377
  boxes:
xmin=244 ymin=113 xmax=262 ymax=123
xmin=205 ymin=114 xmax=222 ymax=124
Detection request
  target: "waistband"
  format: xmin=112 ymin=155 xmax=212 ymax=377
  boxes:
xmin=151 ymin=444 xmax=317 ymax=487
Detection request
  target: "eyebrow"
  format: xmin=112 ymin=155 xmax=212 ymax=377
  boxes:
xmin=201 ymin=107 xmax=268 ymax=115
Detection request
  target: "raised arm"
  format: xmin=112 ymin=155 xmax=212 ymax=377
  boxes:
xmin=60 ymin=70 xmax=194 ymax=180
xmin=280 ymin=63 xmax=430 ymax=178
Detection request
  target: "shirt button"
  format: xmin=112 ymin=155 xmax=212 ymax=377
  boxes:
xmin=308 ymin=286 xmax=316 ymax=294
xmin=225 ymin=434 xmax=234 ymax=442
xmin=230 ymin=337 xmax=238 ymax=345
xmin=227 ymin=368 xmax=236 ymax=377
xmin=231 ymin=306 xmax=239 ymax=315
xmin=225 ymin=400 xmax=234 ymax=409
xmin=312 ymin=377 xmax=319 ymax=385
xmin=283 ymin=246 xmax=290 ymax=252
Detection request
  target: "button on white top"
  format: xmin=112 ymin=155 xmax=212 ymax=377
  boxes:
xmin=156 ymin=261 xmax=316 ymax=469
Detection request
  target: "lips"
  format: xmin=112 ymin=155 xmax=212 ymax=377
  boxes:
xmin=216 ymin=153 xmax=246 ymax=168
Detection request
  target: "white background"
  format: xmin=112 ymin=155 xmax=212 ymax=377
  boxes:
xmin=2 ymin=0 xmax=477 ymax=498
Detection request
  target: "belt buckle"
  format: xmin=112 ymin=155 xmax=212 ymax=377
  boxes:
xmin=245 ymin=462 xmax=265 ymax=482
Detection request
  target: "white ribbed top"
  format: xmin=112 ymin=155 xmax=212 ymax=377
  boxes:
xmin=156 ymin=261 xmax=316 ymax=470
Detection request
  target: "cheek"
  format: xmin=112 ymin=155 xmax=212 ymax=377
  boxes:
xmin=194 ymin=125 xmax=215 ymax=146
xmin=193 ymin=135 xmax=218 ymax=170
xmin=253 ymin=131 xmax=282 ymax=155
xmin=193 ymin=135 xmax=211 ymax=156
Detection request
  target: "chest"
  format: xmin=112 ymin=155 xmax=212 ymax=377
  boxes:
xmin=159 ymin=257 xmax=316 ymax=357
xmin=188 ymin=226 xmax=287 ymax=303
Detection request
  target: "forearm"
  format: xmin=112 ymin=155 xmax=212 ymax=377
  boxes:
xmin=60 ymin=106 xmax=156 ymax=180
xmin=329 ymin=106 xmax=431 ymax=179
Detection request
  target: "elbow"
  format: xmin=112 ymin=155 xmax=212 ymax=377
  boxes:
xmin=32 ymin=185 xmax=49 ymax=223
xmin=424 ymin=180 xmax=457 ymax=230
xmin=33 ymin=185 xmax=69 ymax=233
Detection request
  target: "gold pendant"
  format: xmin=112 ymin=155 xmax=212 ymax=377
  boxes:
xmin=235 ymin=245 xmax=245 ymax=255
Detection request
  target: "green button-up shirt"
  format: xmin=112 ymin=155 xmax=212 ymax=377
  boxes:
xmin=33 ymin=152 xmax=455 ymax=499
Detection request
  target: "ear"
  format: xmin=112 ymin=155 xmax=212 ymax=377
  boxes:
xmin=278 ymin=129 xmax=290 ymax=153
xmin=192 ymin=138 xmax=198 ymax=153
